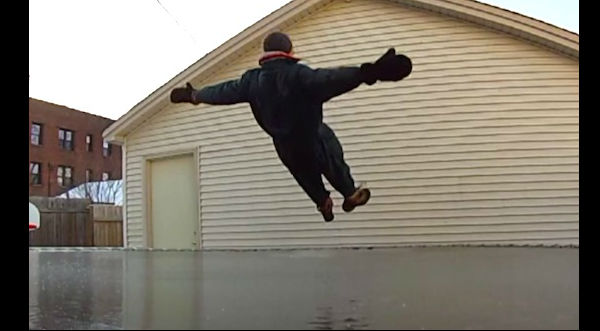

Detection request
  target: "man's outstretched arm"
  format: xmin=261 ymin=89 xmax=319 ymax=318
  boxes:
xmin=298 ymin=48 xmax=412 ymax=103
xmin=170 ymin=75 xmax=249 ymax=105
xmin=297 ymin=66 xmax=364 ymax=103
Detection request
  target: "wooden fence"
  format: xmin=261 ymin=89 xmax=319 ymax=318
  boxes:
xmin=90 ymin=204 xmax=123 ymax=247
xmin=29 ymin=197 xmax=123 ymax=247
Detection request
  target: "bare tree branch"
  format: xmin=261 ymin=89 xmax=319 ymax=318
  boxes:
xmin=59 ymin=180 xmax=123 ymax=205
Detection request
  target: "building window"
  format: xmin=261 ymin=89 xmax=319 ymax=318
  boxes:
xmin=86 ymin=135 xmax=93 ymax=152
xmin=102 ymin=172 xmax=110 ymax=181
xmin=59 ymin=129 xmax=74 ymax=150
xmin=31 ymin=123 xmax=42 ymax=145
xmin=103 ymin=140 xmax=111 ymax=157
xmin=30 ymin=162 xmax=41 ymax=185
xmin=57 ymin=166 xmax=73 ymax=187
xmin=86 ymin=169 xmax=92 ymax=182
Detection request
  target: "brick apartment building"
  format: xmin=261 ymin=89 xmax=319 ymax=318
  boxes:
xmin=29 ymin=98 xmax=122 ymax=197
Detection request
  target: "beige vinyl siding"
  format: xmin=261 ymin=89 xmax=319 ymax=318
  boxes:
xmin=123 ymin=0 xmax=578 ymax=249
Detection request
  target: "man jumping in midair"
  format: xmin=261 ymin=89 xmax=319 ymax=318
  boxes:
xmin=171 ymin=32 xmax=412 ymax=222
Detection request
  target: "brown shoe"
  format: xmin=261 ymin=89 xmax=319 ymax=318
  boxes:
xmin=342 ymin=187 xmax=371 ymax=212
xmin=318 ymin=196 xmax=334 ymax=222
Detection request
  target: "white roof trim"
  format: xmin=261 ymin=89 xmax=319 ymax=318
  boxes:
xmin=396 ymin=0 xmax=578 ymax=57
xmin=103 ymin=0 xmax=327 ymax=143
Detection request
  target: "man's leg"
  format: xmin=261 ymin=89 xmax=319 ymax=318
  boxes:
xmin=318 ymin=124 xmax=371 ymax=212
xmin=317 ymin=124 xmax=356 ymax=197
xmin=274 ymin=140 xmax=334 ymax=221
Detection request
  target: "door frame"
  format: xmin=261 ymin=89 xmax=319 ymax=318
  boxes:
xmin=142 ymin=147 xmax=200 ymax=249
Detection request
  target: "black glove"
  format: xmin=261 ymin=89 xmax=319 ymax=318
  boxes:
xmin=360 ymin=48 xmax=412 ymax=85
xmin=170 ymin=83 xmax=200 ymax=104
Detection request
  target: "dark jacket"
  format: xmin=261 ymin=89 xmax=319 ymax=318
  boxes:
xmin=192 ymin=58 xmax=364 ymax=140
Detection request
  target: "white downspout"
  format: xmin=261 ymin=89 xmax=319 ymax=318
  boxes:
xmin=121 ymin=139 xmax=127 ymax=248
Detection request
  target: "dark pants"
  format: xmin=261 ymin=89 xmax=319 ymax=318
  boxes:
xmin=274 ymin=124 xmax=356 ymax=206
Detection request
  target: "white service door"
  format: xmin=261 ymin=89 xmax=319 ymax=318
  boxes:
xmin=149 ymin=154 xmax=198 ymax=249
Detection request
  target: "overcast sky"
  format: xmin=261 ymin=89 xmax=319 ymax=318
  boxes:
xmin=29 ymin=0 xmax=578 ymax=120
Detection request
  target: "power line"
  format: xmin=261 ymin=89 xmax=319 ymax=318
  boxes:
xmin=155 ymin=0 xmax=201 ymax=47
